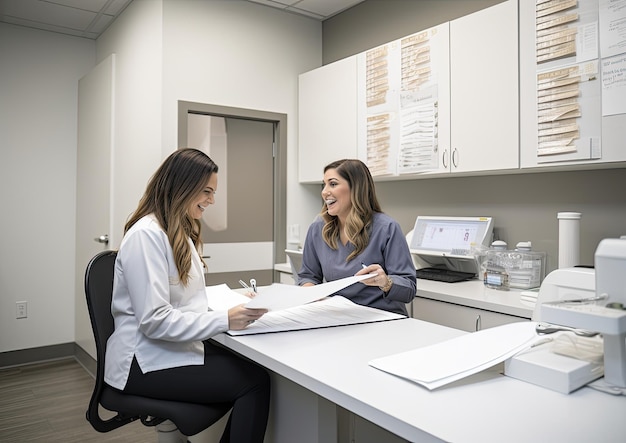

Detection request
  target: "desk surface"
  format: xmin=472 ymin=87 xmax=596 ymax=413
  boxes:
xmin=214 ymin=317 xmax=625 ymax=443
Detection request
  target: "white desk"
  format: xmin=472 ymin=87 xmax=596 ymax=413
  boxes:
xmin=212 ymin=317 xmax=625 ymax=443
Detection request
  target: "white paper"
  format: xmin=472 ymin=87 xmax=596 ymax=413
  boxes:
xmin=244 ymin=273 xmax=378 ymax=310
xmin=599 ymin=0 xmax=626 ymax=58
xmin=228 ymin=295 xmax=404 ymax=336
xmin=601 ymin=54 xmax=626 ymax=116
xmin=205 ymin=284 xmax=251 ymax=311
xmin=369 ymin=322 xmax=542 ymax=390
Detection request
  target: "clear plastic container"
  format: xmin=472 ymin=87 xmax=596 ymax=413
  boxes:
xmin=483 ymin=241 xmax=546 ymax=290
xmin=483 ymin=241 xmax=510 ymax=290
xmin=506 ymin=242 xmax=546 ymax=289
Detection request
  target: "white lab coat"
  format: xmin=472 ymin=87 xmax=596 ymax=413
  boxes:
xmin=104 ymin=214 xmax=229 ymax=390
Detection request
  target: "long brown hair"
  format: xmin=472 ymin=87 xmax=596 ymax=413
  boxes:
xmin=124 ymin=148 xmax=218 ymax=285
xmin=321 ymin=159 xmax=382 ymax=261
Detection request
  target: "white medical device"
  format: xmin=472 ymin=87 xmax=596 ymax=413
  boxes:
xmin=409 ymin=216 xmax=494 ymax=275
xmin=537 ymin=238 xmax=626 ymax=389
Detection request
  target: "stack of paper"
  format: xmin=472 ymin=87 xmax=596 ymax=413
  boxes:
xmin=368 ymin=322 xmax=541 ymax=390
xmin=205 ymin=273 xmax=404 ymax=335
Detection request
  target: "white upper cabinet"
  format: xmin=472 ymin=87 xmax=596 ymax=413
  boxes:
xmin=298 ymin=56 xmax=358 ymax=184
xmin=298 ymin=0 xmax=520 ymax=182
xmin=446 ymin=0 xmax=519 ymax=174
xmin=519 ymin=0 xmax=626 ymax=170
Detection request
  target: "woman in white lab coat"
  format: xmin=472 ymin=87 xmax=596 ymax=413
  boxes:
xmin=105 ymin=148 xmax=270 ymax=442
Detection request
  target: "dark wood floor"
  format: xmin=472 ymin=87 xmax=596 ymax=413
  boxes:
xmin=0 ymin=358 xmax=156 ymax=442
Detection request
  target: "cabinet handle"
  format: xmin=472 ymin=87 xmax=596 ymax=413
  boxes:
xmin=452 ymin=148 xmax=459 ymax=168
xmin=475 ymin=315 xmax=482 ymax=331
xmin=442 ymin=149 xmax=449 ymax=168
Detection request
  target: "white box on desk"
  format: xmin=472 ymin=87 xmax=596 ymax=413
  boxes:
xmin=505 ymin=345 xmax=603 ymax=394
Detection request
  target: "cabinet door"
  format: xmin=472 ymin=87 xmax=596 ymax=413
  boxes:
xmin=449 ymin=0 xmax=519 ymax=173
xmin=298 ymin=56 xmax=358 ymax=183
xmin=413 ymin=297 xmax=528 ymax=332
xmin=519 ymin=0 xmax=625 ymax=169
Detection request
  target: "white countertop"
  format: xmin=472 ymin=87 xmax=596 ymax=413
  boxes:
xmin=213 ymin=317 xmax=625 ymax=443
xmin=274 ymin=262 xmax=292 ymax=274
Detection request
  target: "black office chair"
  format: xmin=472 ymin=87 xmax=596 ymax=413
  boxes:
xmin=84 ymin=250 xmax=231 ymax=439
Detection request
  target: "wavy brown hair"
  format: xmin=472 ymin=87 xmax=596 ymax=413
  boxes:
xmin=321 ymin=159 xmax=382 ymax=261
xmin=124 ymin=148 xmax=218 ymax=285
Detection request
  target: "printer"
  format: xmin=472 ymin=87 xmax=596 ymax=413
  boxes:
xmin=508 ymin=238 xmax=626 ymax=393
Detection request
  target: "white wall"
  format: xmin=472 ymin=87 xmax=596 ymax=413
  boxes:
xmin=70 ymin=0 xmax=323 ymax=356
xmin=160 ymin=0 xmax=323 ymax=248
xmin=0 ymin=23 xmax=94 ymax=353
xmin=1 ymin=0 xmax=324 ymax=356
xmin=95 ymin=0 xmax=165 ymax=249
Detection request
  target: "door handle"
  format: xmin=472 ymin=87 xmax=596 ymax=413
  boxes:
xmin=94 ymin=234 xmax=109 ymax=244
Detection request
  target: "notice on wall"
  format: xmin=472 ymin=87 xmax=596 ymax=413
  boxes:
xmin=601 ymin=53 xmax=626 ymax=115
xmin=358 ymin=24 xmax=446 ymax=176
xmin=599 ymin=0 xmax=626 ymax=58
xmin=536 ymin=0 xmax=579 ymax=64
xmin=536 ymin=60 xmax=600 ymax=157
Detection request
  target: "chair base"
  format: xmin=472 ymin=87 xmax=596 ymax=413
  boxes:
xmin=156 ymin=420 xmax=188 ymax=443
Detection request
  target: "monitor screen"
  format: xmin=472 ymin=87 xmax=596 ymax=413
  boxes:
xmin=409 ymin=216 xmax=494 ymax=259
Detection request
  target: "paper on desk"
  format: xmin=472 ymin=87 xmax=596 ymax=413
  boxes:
xmin=244 ymin=273 xmax=378 ymax=310
xmin=228 ymin=295 xmax=404 ymax=336
xmin=369 ymin=322 xmax=541 ymax=390
xmin=205 ymin=284 xmax=251 ymax=311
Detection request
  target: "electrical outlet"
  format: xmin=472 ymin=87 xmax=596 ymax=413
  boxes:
xmin=16 ymin=301 xmax=27 ymax=319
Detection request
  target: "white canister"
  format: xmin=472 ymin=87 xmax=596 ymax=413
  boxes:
xmin=557 ymin=212 xmax=581 ymax=268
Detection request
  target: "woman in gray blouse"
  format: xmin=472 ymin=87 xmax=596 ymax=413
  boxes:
xmin=299 ymin=159 xmax=416 ymax=316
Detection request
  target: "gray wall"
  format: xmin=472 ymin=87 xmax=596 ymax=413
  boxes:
xmin=321 ymin=0 xmax=626 ymax=273
xmin=323 ymin=0 xmax=505 ymax=64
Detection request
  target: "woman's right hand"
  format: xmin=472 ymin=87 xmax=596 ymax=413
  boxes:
xmin=228 ymin=304 xmax=268 ymax=330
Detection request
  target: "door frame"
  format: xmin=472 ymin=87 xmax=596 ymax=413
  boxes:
xmin=177 ymin=101 xmax=287 ymax=280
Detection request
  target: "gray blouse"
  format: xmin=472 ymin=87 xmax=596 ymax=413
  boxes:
xmin=299 ymin=212 xmax=417 ymax=316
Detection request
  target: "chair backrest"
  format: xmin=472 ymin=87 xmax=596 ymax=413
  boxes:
xmin=84 ymin=250 xmax=136 ymax=431
xmin=85 ymin=250 xmax=117 ymax=366
xmin=84 ymin=249 xmax=231 ymax=435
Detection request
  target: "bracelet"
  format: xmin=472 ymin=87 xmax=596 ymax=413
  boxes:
xmin=379 ymin=276 xmax=393 ymax=293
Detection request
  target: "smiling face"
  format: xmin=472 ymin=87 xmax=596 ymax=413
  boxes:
xmin=322 ymin=168 xmax=352 ymax=222
xmin=188 ymin=173 xmax=218 ymax=219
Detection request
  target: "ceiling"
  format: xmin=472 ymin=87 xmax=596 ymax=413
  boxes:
xmin=0 ymin=0 xmax=365 ymax=40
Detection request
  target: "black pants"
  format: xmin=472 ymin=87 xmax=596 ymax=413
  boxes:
xmin=124 ymin=341 xmax=270 ymax=442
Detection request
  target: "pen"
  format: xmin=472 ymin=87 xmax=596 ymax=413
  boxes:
xmin=238 ymin=279 xmax=250 ymax=290
xmin=361 ymin=262 xmax=368 ymax=269
xmin=250 ymin=278 xmax=257 ymax=293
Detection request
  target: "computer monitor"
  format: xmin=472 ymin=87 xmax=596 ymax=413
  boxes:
xmin=409 ymin=216 xmax=494 ymax=274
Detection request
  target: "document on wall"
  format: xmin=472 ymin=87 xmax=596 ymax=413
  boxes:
xmin=601 ymin=54 xmax=626 ymax=116
xmin=368 ymin=322 xmax=541 ymax=390
xmin=228 ymin=295 xmax=405 ymax=336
